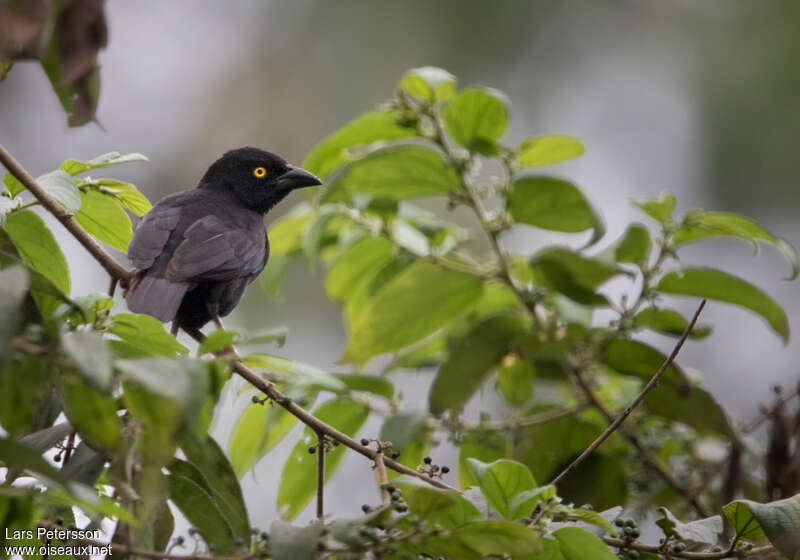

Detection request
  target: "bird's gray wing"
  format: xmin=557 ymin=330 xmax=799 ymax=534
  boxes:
xmin=166 ymin=215 xmax=266 ymax=283
xmin=127 ymin=194 xmax=186 ymax=269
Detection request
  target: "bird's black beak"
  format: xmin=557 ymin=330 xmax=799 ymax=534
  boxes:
xmin=277 ymin=165 xmax=322 ymax=190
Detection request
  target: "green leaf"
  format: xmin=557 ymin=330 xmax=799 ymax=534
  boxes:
xmin=614 ymin=223 xmax=651 ymax=265
xmin=633 ymin=307 xmax=712 ymax=339
xmin=278 ymin=399 xmax=368 ymax=520
xmin=325 ymin=236 xmax=395 ymax=302
xmin=646 ymin=385 xmax=735 ymax=438
xmin=531 ymin=248 xmax=618 ymax=305
xmin=198 ymin=329 xmax=239 ymax=354
xmin=179 ymin=434 xmax=250 ymax=540
xmin=59 ymin=374 xmax=122 ymax=451
xmin=380 ymin=411 xmax=427 ymax=452
xmin=516 ymin=135 xmax=584 ymax=167
xmin=458 ymin=430 xmax=506 ymax=488
xmin=244 ymin=353 xmax=346 ymax=393
xmin=400 ymin=66 xmax=457 ymax=101
xmin=123 ymin=382 xmax=184 ymax=467
xmin=633 ymin=192 xmax=676 ymax=225
xmin=556 ymin=453 xmax=628 ymax=512
xmin=110 ymin=313 xmax=188 ymax=356
xmin=341 ymin=260 xmax=484 ymax=364
xmin=3 ymin=172 xmax=24 ymax=197
xmin=303 ymin=112 xmax=418 ymax=180
xmin=37 ymin=170 xmax=81 ymax=213
xmin=656 ymin=507 xmax=723 ymax=547
xmin=0 ymin=355 xmax=52 ymax=436
xmin=509 ymin=177 xmax=603 ymax=242
xmin=228 ymin=401 xmax=298 ymax=477
xmin=674 ymin=210 xmax=799 ymax=280
xmin=96 ymin=179 xmax=152 ymax=216
xmin=0 ymin=265 xmax=28 ymax=368
xmin=168 ymin=470 xmax=236 ymax=552
xmin=59 ymin=152 xmax=149 ymax=175
xmin=429 ymin=314 xmax=527 ymax=414
xmin=4 ymin=209 xmax=70 ymax=294
xmin=496 ymin=353 xmax=534 ymax=407
xmin=466 ymin=458 xmax=536 ymax=520
xmin=392 ymin=475 xmax=481 ymax=528
xmin=333 ymin=373 xmax=394 ymax=399
xmin=657 ymin=267 xmax=789 ymax=342
xmin=268 ymin=211 xmax=312 ymax=256
xmin=604 ymin=338 xmax=690 ymax=393
xmin=553 ymin=527 xmax=616 ymax=560
xmin=322 ymin=145 xmax=460 ymax=203
xmin=117 ymin=357 xmax=209 ymax=414
xmin=443 ymin=87 xmax=509 ymax=153
xmin=0 ymin=436 xmax=71 ymax=490
xmin=509 ymin=485 xmax=557 ymax=521
xmin=269 ymin=520 xmax=326 ymax=560
xmin=451 ymin=519 xmax=541 ymax=557
xmin=74 ymin=189 xmax=133 ymax=252
xmin=60 ymin=331 xmax=113 ymax=389
xmin=723 ymin=495 xmax=800 ymax=555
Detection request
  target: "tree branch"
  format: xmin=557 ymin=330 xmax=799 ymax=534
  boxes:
xmin=550 ymin=299 xmax=706 ymax=487
xmin=602 ymin=535 xmax=772 ymax=559
xmin=374 ymin=451 xmax=391 ymax=506
xmin=0 ymin=145 xmax=132 ymax=283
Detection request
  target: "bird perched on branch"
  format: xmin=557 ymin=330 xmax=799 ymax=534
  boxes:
xmin=125 ymin=147 xmax=321 ymax=333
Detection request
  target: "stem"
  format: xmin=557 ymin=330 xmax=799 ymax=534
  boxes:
xmin=550 ymin=300 xmax=706 ymax=486
xmin=374 ymin=452 xmax=391 ymax=506
xmin=602 ymin=535 xmax=769 ymax=559
xmin=316 ymin=431 xmax=325 ymax=519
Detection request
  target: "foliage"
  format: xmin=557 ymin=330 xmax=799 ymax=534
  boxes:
xmin=1 ymin=66 xmax=799 ymax=559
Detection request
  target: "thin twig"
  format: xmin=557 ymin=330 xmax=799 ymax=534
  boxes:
xmin=0 ymin=145 xmax=132 ymax=283
xmin=602 ymin=535 xmax=771 ymax=559
xmin=374 ymin=452 xmax=391 ymax=506
xmin=550 ymin=299 xmax=706 ymax=487
xmin=316 ymin=431 xmax=325 ymax=519
xmin=61 ymin=431 xmax=76 ymax=466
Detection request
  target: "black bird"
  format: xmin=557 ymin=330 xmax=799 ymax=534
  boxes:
xmin=125 ymin=147 xmax=321 ymax=332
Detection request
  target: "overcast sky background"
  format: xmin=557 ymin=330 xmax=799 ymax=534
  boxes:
xmin=2 ymin=0 xmax=799 ymax=528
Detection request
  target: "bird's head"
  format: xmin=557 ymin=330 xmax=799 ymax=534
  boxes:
xmin=199 ymin=147 xmax=321 ymax=213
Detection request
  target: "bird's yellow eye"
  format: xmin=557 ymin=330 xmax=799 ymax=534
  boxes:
xmin=253 ymin=167 xmax=267 ymax=178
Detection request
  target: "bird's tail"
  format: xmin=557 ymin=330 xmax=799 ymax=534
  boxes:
xmin=125 ymin=275 xmax=188 ymax=323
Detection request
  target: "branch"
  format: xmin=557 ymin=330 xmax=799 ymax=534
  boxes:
xmin=602 ymin=535 xmax=772 ymax=559
xmin=0 ymin=145 xmax=132 ymax=283
xmin=374 ymin=452 xmax=391 ymax=506
xmin=0 ymin=144 xmax=458 ymax=494
xmin=550 ymin=299 xmax=706 ymax=487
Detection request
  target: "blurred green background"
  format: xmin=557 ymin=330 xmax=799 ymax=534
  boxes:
xmin=2 ymin=0 xmax=798 ymax=523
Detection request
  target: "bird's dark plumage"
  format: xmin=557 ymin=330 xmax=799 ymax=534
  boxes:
xmin=126 ymin=147 xmax=321 ymax=330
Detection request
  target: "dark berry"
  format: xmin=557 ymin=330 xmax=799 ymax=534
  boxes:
xmin=441 ymin=466 xmax=450 ymax=474
xmin=385 ymin=485 xmax=396 ymax=493
xmin=308 ymin=446 xmax=317 ymax=454
xmin=423 ymin=456 xmax=432 ymax=465
xmin=176 ymin=536 xmax=185 ymax=545
xmin=361 ymin=438 xmax=370 ymax=446
xmin=391 ymin=451 xmax=401 ymax=459
xmin=361 ymin=504 xmax=371 ymax=513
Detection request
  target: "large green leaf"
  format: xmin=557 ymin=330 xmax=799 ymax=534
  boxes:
xmin=674 ymin=210 xmax=798 ymax=280
xmin=614 ymin=223 xmax=651 ymax=265
xmin=123 ymin=382 xmax=183 ymax=467
xmin=243 ymin=353 xmax=345 ymax=393
xmin=556 ymin=453 xmax=628 ymax=512
xmin=392 ymin=475 xmax=481 ymax=528
xmin=179 ymin=435 xmax=250 ymax=540
xmin=228 ymin=401 xmax=298 ymax=477
xmin=509 ymin=177 xmax=602 ymax=241
xmin=116 ymin=357 xmax=209 ymax=416
xmin=303 ymin=112 xmax=418 ymax=180
xmin=59 ymin=152 xmax=149 ymax=175
xmin=429 ymin=314 xmax=527 ymax=414
xmin=0 ymin=355 xmax=52 ymax=436
xmin=59 ymin=374 xmax=122 ymax=452
xmin=400 ymin=66 xmax=457 ymax=101
xmin=633 ymin=192 xmax=676 ymax=225
xmin=37 ymin=170 xmax=81 ymax=213
xmin=95 ymin=179 xmax=152 ymax=216
xmin=443 ymin=87 xmax=509 ymax=153
xmin=496 ymin=354 xmax=535 ymax=407
xmin=657 ymin=267 xmax=789 ymax=342
xmin=325 ymin=236 xmax=396 ymax=302
xmin=553 ymin=527 xmax=616 ymax=560
xmin=466 ymin=458 xmax=537 ymax=520
xmin=277 ymin=399 xmax=368 ymax=520
xmin=0 ymin=265 xmax=28 ymax=368
xmin=4 ymin=209 xmax=70 ymax=294
xmin=633 ymin=307 xmax=711 ymax=339
xmin=74 ymin=189 xmax=133 ymax=252
xmin=458 ymin=430 xmax=506 ymax=489
xmin=451 ymin=519 xmax=541 ymax=557
xmin=109 ymin=313 xmax=188 ymax=356
xmin=604 ymin=338 xmax=690 ymax=393
xmin=341 ymin=261 xmax=484 ymax=364
xmin=723 ymin=495 xmax=800 ymax=555
xmin=515 ymin=135 xmax=584 ymax=167
xmin=168 ymin=470 xmax=236 ymax=552
xmin=322 ymin=145 xmax=460 ymax=203
xmin=531 ymin=248 xmax=618 ymax=305
xmin=656 ymin=507 xmax=723 ymax=547
xmin=60 ymin=331 xmax=113 ymax=389
xmin=333 ymin=373 xmax=394 ymax=400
